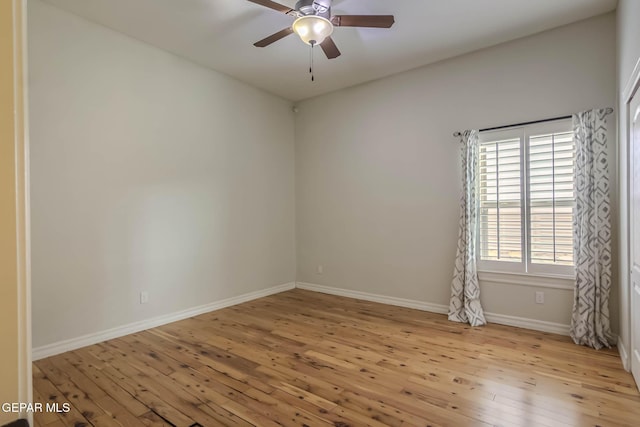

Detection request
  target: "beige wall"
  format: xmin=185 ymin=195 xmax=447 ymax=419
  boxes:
xmin=295 ymin=14 xmax=616 ymax=328
xmin=28 ymin=1 xmax=620 ymax=354
xmin=0 ymin=0 xmax=30 ymax=424
xmin=29 ymin=0 xmax=296 ymax=348
xmin=616 ymin=0 xmax=640 ymax=365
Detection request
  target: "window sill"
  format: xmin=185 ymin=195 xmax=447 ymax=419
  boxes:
xmin=477 ymin=270 xmax=575 ymax=290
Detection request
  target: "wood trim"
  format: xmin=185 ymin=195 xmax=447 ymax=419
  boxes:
xmin=0 ymin=0 xmax=30 ymax=424
xmin=14 ymin=0 xmax=31 ymax=419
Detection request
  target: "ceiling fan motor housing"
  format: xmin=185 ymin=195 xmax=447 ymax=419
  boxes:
xmin=295 ymin=0 xmax=331 ymax=19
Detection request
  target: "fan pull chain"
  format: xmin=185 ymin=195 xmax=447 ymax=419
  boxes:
xmin=309 ymin=42 xmax=315 ymax=82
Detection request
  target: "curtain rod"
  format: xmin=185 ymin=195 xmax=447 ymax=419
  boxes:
xmin=452 ymin=107 xmax=613 ymax=137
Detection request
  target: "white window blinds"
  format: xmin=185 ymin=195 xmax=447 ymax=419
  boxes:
xmin=477 ymin=120 xmax=574 ymax=275
xmin=528 ymin=131 xmax=574 ymax=266
xmin=479 ymin=136 xmax=522 ymax=262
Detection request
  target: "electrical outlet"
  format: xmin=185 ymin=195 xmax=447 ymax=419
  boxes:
xmin=140 ymin=291 xmax=149 ymax=304
xmin=317 ymin=265 xmax=324 ymax=274
xmin=535 ymin=291 xmax=544 ymax=304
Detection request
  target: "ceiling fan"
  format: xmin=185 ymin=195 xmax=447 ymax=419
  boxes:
xmin=247 ymin=0 xmax=395 ymax=59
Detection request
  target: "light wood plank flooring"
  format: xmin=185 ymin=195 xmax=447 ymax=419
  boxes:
xmin=33 ymin=289 xmax=640 ymax=426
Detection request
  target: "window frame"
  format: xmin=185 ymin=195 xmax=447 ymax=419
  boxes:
xmin=476 ymin=119 xmax=575 ymax=278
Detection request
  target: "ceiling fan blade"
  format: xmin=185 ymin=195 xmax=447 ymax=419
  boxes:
xmin=332 ymin=15 xmax=395 ymax=28
xmin=253 ymin=27 xmax=294 ymax=47
xmin=247 ymin=0 xmax=293 ymax=14
xmin=320 ymin=37 xmax=341 ymax=59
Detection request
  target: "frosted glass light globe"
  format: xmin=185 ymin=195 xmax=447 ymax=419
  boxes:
xmin=292 ymin=15 xmax=333 ymax=45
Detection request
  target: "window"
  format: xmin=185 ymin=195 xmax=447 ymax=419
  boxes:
xmin=477 ymin=120 xmax=574 ymax=276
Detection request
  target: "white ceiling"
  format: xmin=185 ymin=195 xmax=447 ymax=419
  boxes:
xmin=41 ymin=0 xmax=617 ymax=101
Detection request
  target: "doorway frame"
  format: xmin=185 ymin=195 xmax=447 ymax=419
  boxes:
xmin=620 ymin=55 xmax=640 ymax=377
xmin=0 ymin=0 xmax=31 ymax=424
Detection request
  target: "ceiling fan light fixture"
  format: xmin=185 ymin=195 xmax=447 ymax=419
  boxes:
xmin=292 ymin=15 xmax=333 ymax=45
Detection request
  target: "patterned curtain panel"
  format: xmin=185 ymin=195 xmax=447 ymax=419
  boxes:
xmin=571 ymin=108 xmax=614 ymax=349
xmin=449 ymin=130 xmax=486 ymax=327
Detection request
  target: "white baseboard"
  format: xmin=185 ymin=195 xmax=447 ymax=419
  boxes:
xmin=295 ymin=282 xmax=449 ymax=314
xmin=482 ymin=312 xmax=569 ymax=336
xmin=618 ymin=335 xmax=630 ymax=372
xmin=34 ymin=280 xmax=574 ymax=360
xmin=32 ymin=282 xmax=295 ymax=360
xmin=296 ymin=281 xmax=570 ymax=336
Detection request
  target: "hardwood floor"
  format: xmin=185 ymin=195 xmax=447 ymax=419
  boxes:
xmin=33 ymin=289 xmax=640 ymax=427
